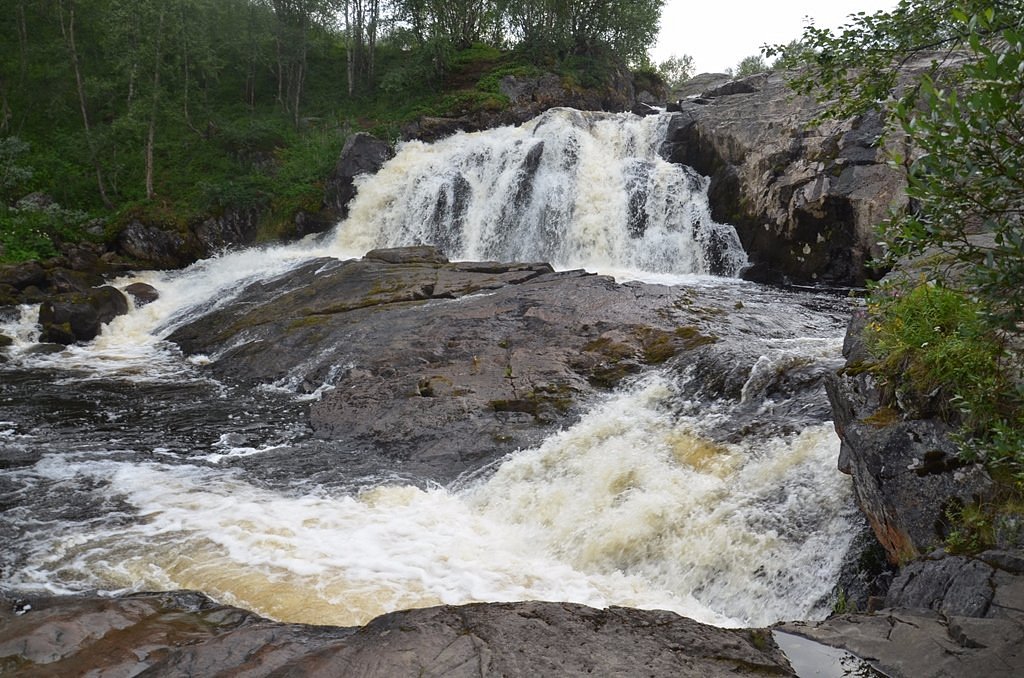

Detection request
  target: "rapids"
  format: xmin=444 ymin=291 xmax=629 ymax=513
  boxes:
xmin=0 ymin=109 xmax=857 ymax=631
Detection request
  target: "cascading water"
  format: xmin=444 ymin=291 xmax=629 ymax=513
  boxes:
xmin=337 ymin=108 xmax=747 ymax=278
xmin=0 ymin=111 xmax=856 ymax=632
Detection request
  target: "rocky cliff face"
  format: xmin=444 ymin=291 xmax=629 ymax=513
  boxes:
xmin=662 ymin=72 xmax=906 ymax=287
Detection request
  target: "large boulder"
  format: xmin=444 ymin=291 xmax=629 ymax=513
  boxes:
xmin=37 ymin=285 xmax=129 ymax=344
xmin=167 ymin=246 xmax=850 ymax=483
xmin=780 ymin=549 xmax=1024 ymax=677
xmin=401 ymin=67 xmax=640 ymax=143
xmin=663 ymin=72 xmax=906 ymax=286
xmin=825 ymin=316 xmax=994 ymax=564
xmin=116 ymin=220 xmax=204 ymax=270
xmin=323 ymin=132 xmax=394 ymax=221
xmin=193 ymin=205 xmax=261 ymax=252
xmin=0 ymin=593 xmax=794 ymax=677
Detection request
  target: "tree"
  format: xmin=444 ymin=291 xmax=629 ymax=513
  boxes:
xmin=56 ymin=0 xmax=114 ymax=208
xmin=656 ymin=53 xmax=694 ymax=88
xmin=732 ymin=54 xmax=768 ymax=78
xmin=769 ymin=1 xmax=1024 ymax=324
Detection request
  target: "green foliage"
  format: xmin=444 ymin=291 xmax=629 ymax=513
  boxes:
xmin=0 ymin=202 xmax=94 ymax=263
xmin=0 ymin=137 xmax=34 ymax=200
xmin=656 ymin=54 xmax=695 ymax=89
xmin=476 ymin=64 xmax=544 ymax=94
xmin=944 ymin=502 xmax=995 ymax=553
xmin=776 ymin=1 xmax=1024 ymax=488
xmin=732 ymin=54 xmax=769 ymax=78
xmin=764 ymin=0 xmax=1016 ymax=121
xmin=0 ymin=0 xmax=667 ymax=262
xmin=884 ymin=16 xmax=1024 ymax=328
xmin=867 ymin=282 xmax=1024 ymax=485
xmin=832 ymin=589 xmax=858 ymax=614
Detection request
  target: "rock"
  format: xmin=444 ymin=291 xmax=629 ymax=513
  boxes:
xmin=701 ymin=74 xmax=767 ymax=98
xmin=123 ymin=282 xmax=160 ymax=307
xmin=47 ymin=268 xmax=104 ymax=294
xmin=117 ymin=220 xmax=203 ymax=270
xmin=167 ymin=248 xmax=851 ymax=483
xmin=402 ymin=68 xmax=640 ymax=143
xmin=826 ymin=369 xmax=994 ymax=563
xmin=193 ymin=206 xmax=261 ymax=252
xmin=885 ymin=554 xmax=995 ymax=617
xmin=0 ymin=593 xmax=794 ymax=677
xmin=0 ymin=261 xmax=47 ymax=290
xmin=780 ymin=607 xmax=1024 ymax=678
xmin=631 ymin=102 xmax=660 ymax=116
xmin=323 ymin=132 xmax=394 ymax=220
xmin=363 ymin=244 xmax=450 ymax=264
xmin=58 ymin=242 xmax=107 ymax=272
xmin=37 ymin=285 xmax=129 ymax=344
xmin=663 ymin=71 xmax=907 ymax=286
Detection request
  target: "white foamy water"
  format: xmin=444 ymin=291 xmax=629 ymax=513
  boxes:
xmin=337 ymin=108 xmax=747 ymax=276
xmin=5 ymin=376 xmax=854 ymax=628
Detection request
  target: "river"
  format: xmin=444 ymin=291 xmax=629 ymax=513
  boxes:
xmin=0 ymin=108 xmax=858 ymax=631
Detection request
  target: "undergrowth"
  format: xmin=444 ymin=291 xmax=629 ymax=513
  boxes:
xmin=866 ymin=280 xmax=1024 ymax=495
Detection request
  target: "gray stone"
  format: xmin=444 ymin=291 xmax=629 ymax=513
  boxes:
xmin=167 ymin=248 xmax=850 ymax=483
xmin=123 ymin=282 xmax=160 ymax=307
xmin=780 ymin=609 xmax=1024 ymax=678
xmin=826 ymin=369 xmax=994 ymax=563
xmin=323 ymin=132 xmax=394 ymax=219
xmin=0 ymin=594 xmax=793 ymax=677
xmin=37 ymin=285 xmax=129 ymax=344
xmin=194 ymin=205 xmax=261 ymax=251
xmin=886 ymin=556 xmax=995 ymax=617
xmin=117 ymin=220 xmax=203 ymax=270
xmin=662 ymin=72 xmax=907 ymax=286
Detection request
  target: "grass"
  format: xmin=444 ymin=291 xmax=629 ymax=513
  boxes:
xmin=866 ymin=280 xmax=1024 ymax=517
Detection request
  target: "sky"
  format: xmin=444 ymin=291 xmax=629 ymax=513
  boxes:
xmin=652 ymin=0 xmax=899 ymax=74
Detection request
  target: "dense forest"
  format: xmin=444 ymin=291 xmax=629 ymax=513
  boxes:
xmin=0 ymin=0 xmax=665 ymax=262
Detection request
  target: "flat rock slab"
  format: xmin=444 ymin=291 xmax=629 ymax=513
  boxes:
xmin=0 ymin=594 xmax=794 ymax=677
xmin=780 ymin=607 xmax=1024 ymax=678
xmin=167 ymin=247 xmax=851 ymax=483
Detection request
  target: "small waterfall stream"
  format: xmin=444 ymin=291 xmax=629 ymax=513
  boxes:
xmin=0 ymin=110 xmax=857 ymax=630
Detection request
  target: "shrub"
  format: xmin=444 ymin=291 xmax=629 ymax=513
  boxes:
xmin=867 ymin=281 xmax=1024 ymax=487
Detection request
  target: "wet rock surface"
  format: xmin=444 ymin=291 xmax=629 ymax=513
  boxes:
xmin=0 ymin=593 xmax=794 ymax=677
xmin=323 ymin=132 xmax=395 ymax=221
xmin=819 ymin=274 xmax=1024 ymax=677
xmin=167 ymin=246 xmax=851 ymax=483
xmin=37 ymin=284 xmax=129 ymax=344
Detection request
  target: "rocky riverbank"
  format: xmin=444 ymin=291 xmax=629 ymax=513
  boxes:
xmin=3 ymin=68 xmax=1024 ymax=676
xmin=0 ymin=592 xmax=794 ymax=677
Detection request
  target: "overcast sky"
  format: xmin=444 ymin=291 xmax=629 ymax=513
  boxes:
xmin=652 ymin=0 xmax=899 ymax=74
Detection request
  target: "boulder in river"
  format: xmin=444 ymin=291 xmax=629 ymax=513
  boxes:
xmin=123 ymin=281 xmax=160 ymax=307
xmin=37 ymin=285 xmax=129 ymax=344
xmin=322 ymin=132 xmax=395 ymax=222
xmin=780 ymin=555 xmax=1024 ymax=678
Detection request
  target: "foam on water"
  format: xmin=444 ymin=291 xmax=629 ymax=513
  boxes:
xmin=4 ymin=376 xmax=853 ymax=628
xmin=337 ymin=109 xmax=747 ymax=276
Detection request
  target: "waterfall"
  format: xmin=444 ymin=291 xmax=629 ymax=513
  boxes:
xmin=0 ymin=108 xmax=857 ymax=635
xmin=336 ymin=108 xmax=747 ymax=278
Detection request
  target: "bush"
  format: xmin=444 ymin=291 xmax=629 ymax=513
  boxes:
xmin=0 ymin=202 xmax=94 ymax=263
xmin=867 ymin=281 xmax=1024 ymax=487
